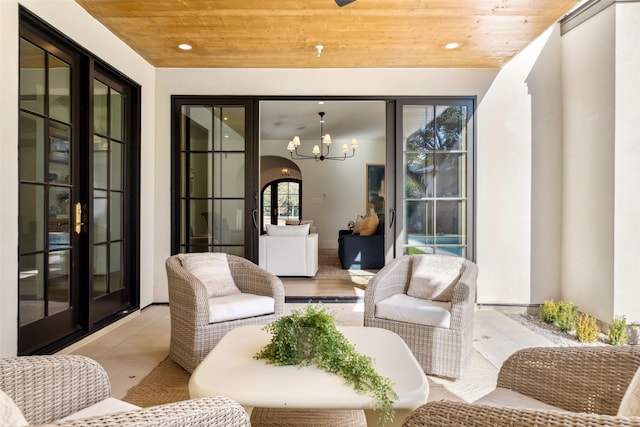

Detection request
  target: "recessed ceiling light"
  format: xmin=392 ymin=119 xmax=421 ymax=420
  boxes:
xmin=178 ymin=43 xmax=192 ymax=51
xmin=445 ymin=42 xmax=459 ymax=50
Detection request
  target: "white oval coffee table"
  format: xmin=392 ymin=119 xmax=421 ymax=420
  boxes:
xmin=189 ymin=325 xmax=429 ymax=426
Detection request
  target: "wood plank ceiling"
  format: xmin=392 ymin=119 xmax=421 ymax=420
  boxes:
xmin=74 ymin=0 xmax=581 ymax=68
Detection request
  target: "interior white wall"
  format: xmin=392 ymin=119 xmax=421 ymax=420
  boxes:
xmin=260 ymin=130 xmax=386 ymax=249
xmin=476 ymin=25 xmax=564 ymax=304
xmin=0 ymin=0 xmax=156 ymax=357
xmin=561 ymin=6 xmax=616 ymax=322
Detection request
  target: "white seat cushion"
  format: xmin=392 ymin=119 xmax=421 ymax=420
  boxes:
xmin=474 ymin=387 xmax=564 ymax=412
xmin=375 ymin=294 xmax=452 ymax=328
xmin=209 ymin=293 xmax=275 ymax=323
xmin=59 ymin=397 xmax=140 ymax=421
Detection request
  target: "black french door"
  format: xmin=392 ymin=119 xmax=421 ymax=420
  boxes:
xmin=18 ymin=9 xmax=140 ymax=354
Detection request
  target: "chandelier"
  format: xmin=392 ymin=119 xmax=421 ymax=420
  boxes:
xmin=286 ymin=112 xmax=358 ymax=161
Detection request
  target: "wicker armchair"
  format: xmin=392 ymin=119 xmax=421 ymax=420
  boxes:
xmin=165 ymin=253 xmax=285 ymax=373
xmin=402 ymin=346 xmax=640 ymax=426
xmin=364 ymin=255 xmax=477 ymax=379
xmin=0 ymin=355 xmax=250 ymax=426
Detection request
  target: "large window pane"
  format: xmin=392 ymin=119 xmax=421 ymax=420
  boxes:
xmin=214 ymin=107 xmax=245 ymax=151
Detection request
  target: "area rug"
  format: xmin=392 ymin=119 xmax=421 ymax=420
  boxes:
xmin=314 ymin=249 xmax=376 ymax=282
xmin=122 ymin=350 xmax=497 ymax=409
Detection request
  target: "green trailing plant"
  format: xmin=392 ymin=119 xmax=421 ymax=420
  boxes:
xmin=254 ymin=304 xmax=398 ymax=426
xmin=575 ymin=313 xmax=600 ymax=343
xmin=555 ymin=301 xmax=578 ymax=332
xmin=538 ymin=300 xmax=559 ymax=324
xmin=608 ymin=315 xmax=628 ymax=346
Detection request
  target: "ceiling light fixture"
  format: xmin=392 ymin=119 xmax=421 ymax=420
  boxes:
xmin=178 ymin=43 xmax=193 ymax=51
xmin=315 ymin=44 xmax=324 ymax=57
xmin=445 ymin=42 xmax=459 ymax=50
xmin=287 ymin=112 xmax=357 ymax=162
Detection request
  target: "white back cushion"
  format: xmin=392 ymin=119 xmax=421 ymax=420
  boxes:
xmin=266 ymin=224 xmax=310 ymax=236
xmin=0 ymin=390 xmax=28 ymax=427
xmin=60 ymin=397 xmax=139 ymax=421
xmin=407 ymin=255 xmax=463 ymax=302
xmin=178 ymin=253 xmax=240 ymax=298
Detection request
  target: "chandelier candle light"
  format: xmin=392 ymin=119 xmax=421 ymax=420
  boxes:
xmin=287 ymin=112 xmax=358 ymax=161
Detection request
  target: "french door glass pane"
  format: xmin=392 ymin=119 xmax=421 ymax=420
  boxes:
xmin=213 ymin=153 xmax=244 ymax=198
xmin=48 ymin=55 xmax=70 ymax=123
xmin=94 ymin=136 xmax=108 ymax=188
xmin=48 ymin=249 xmax=70 ymax=315
xmin=94 ymin=190 xmax=108 ymax=244
xmin=19 ymin=184 xmax=45 ymax=252
xmin=190 ymin=153 xmax=213 ymax=198
xmin=19 ymin=254 xmax=44 ymax=326
xmin=93 ymin=244 xmax=107 ymax=297
xmin=110 ymin=89 xmax=123 ymax=141
xmin=94 ymin=80 xmax=108 ymax=136
xmin=49 ymin=122 xmax=70 ymax=184
xmin=19 ymin=39 xmax=45 ymax=115
xmin=110 ymin=192 xmax=123 ymax=241
xmin=19 ymin=113 xmax=45 ymax=182
xmin=111 ymin=141 xmax=123 ymax=190
xmin=110 ymin=242 xmax=123 ymax=291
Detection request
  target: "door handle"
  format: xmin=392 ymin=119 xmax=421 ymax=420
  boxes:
xmin=252 ymin=209 xmax=258 ymax=229
xmin=74 ymin=202 xmax=86 ymax=234
xmin=389 ymin=208 xmax=396 ymax=228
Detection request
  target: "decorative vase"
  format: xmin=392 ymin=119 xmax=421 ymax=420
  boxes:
xmin=627 ymin=325 xmax=640 ymax=345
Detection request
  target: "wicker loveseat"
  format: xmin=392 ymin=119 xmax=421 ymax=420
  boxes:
xmin=364 ymin=254 xmax=477 ymax=379
xmin=403 ymin=346 xmax=640 ymax=426
xmin=165 ymin=253 xmax=285 ymax=373
xmin=0 ymin=355 xmax=250 ymax=426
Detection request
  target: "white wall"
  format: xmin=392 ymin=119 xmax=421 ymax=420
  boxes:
xmin=0 ymin=0 xmax=156 ymax=356
xmin=561 ymin=6 xmax=616 ymax=322
xmin=476 ymin=25 xmax=564 ymax=304
xmin=613 ymin=3 xmax=640 ymax=323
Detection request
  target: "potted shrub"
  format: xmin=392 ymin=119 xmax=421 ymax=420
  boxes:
xmin=628 ymin=322 xmax=640 ymax=345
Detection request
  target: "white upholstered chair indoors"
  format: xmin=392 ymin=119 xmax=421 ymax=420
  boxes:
xmin=258 ymin=223 xmax=319 ymax=277
xmin=0 ymin=355 xmax=250 ymax=426
xmin=364 ymin=254 xmax=477 ymax=379
xmin=165 ymin=253 xmax=284 ymax=373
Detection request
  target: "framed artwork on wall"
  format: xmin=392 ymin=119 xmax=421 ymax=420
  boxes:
xmin=366 ymin=164 xmax=385 ymax=215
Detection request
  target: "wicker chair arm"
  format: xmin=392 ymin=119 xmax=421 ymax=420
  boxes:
xmin=497 ymin=346 xmax=640 ymax=414
xmin=165 ymin=256 xmax=211 ymax=326
xmin=0 ymin=355 xmax=110 ymax=425
xmin=402 ymin=401 xmax=640 ymax=427
xmin=227 ymin=255 xmax=285 ymax=314
xmin=364 ymin=256 xmax=411 ymax=314
xmin=41 ymin=396 xmax=251 ymax=427
xmin=448 ymin=260 xmax=477 ymax=331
